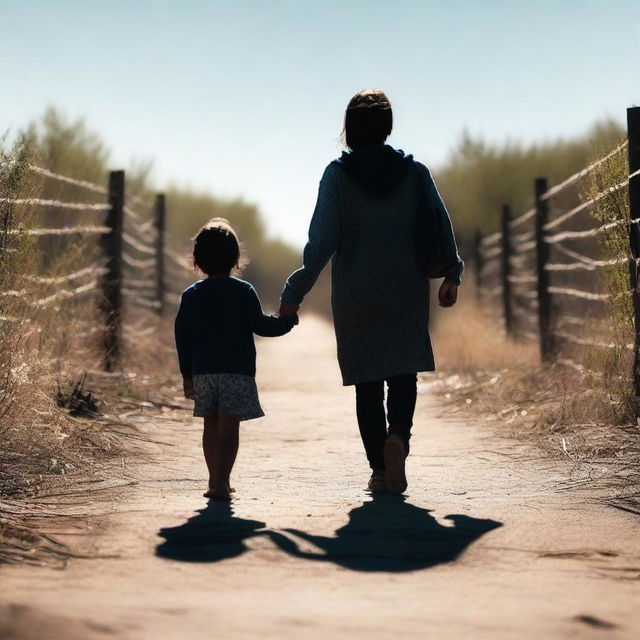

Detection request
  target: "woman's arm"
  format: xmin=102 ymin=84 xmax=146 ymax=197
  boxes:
xmin=248 ymin=285 xmax=296 ymax=337
xmin=422 ymin=165 xmax=464 ymax=284
xmin=281 ymin=165 xmax=341 ymax=306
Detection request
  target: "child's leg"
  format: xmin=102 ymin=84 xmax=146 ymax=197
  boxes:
xmin=355 ymin=380 xmax=386 ymax=472
xmin=211 ymin=412 xmax=240 ymax=499
xmin=202 ymin=415 xmax=219 ymax=494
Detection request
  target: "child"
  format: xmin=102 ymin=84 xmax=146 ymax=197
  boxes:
xmin=174 ymin=218 xmax=297 ymax=500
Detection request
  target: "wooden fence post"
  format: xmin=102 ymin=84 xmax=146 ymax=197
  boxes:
xmin=626 ymin=107 xmax=640 ymax=400
xmin=154 ymin=193 xmax=166 ymax=316
xmin=500 ymin=205 xmax=513 ymax=336
xmin=474 ymin=230 xmax=483 ymax=300
xmin=534 ymin=177 xmax=555 ymax=362
xmin=100 ymin=170 xmax=125 ymax=372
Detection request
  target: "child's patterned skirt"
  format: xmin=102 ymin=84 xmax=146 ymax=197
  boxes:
xmin=192 ymin=374 xmax=264 ymax=421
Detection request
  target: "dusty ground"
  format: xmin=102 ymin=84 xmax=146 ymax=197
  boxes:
xmin=1 ymin=316 xmax=640 ymax=640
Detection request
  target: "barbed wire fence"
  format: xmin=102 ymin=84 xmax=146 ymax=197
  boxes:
xmin=475 ymin=106 xmax=640 ymax=403
xmin=0 ymin=164 xmax=193 ymax=373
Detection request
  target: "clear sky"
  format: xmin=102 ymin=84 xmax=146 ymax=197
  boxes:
xmin=2 ymin=0 xmax=639 ymax=246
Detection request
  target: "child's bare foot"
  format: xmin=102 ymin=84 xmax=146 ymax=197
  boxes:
xmin=203 ymin=483 xmax=235 ymax=499
xmin=204 ymin=482 xmax=232 ymax=500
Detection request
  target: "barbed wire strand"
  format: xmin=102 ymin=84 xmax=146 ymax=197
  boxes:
xmin=545 ymin=216 xmax=640 ymax=244
xmin=32 ymin=280 xmax=99 ymax=308
xmin=544 ymin=178 xmax=631 ymax=231
xmin=10 ymin=225 xmax=111 ymax=237
xmin=557 ymin=357 xmax=586 ymax=373
xmin=545 ymin=257 xmax=626 ymax=272
xmin=551 ymin=243 xmax=605 ymax=266
xmin=124 ymin=277 xmax=155 ymax=289
xmin=541 ymin=141 xmax=629 ymax=202
xmin=481 ymin=246 xmax=502 ymax=260
xmin=0 ymin=197 xmax=110 ymax=211
xmin=28 ymin=165 xmax=108 ymax=195
xmin=512 ymin=230 xmax=534 ymax=244
xmin=547 ymin=286 xmax=610 ymax=302
xmin=124 ymin=215 xmax=158 ymax=240
xmin=556 ymin=330 xmax=633 ymax=351
xmin=509 ymin=207 xmax=535 ymax=230
xmin=123 ymin=205 xmax=145 ymax=224
xmin=480 ymin=231 xmax=501 ymax=247
xmin=556 ymin=315 xmax=588 ymax=327
xmin=514 ymin=240 xmax=536 ymax=254
xmin=508 ymin=274 xmax=537 ymax=284
xmin=122 ymin=253 xmax=156 ymax=269
xmin=122 ymin=232 xmax=156 ymax=255
xmin=25 ymin=263 xmax=108 ymax=284
xmin=122 ymin=287 xmax=158 ymax=300
xmin=123 ymin=324 xmax=156 ymax=337
xmin=121 ymin=291 xmax=160 ymax=309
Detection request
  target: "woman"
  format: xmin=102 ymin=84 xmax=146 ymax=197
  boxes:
xmin=279 ymin=89 xmax=463 ymax=494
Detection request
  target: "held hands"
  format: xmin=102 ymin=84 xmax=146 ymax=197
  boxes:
xmin=278 ymin=300 xmax=300 ymax=325
xmin=438 ymin=280 xmax=459 ymax=308
xmin=183 ymin=377 xmax=194 ymax=400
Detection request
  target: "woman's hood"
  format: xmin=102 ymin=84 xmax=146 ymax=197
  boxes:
xmin=333 ymin=144 xmax=414 ymax=198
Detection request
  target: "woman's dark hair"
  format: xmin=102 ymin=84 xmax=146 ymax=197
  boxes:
xmin=342 ymin=89 xmax=393 ymax=150
xmin=192 ymin=218 xmax=241 ymax=276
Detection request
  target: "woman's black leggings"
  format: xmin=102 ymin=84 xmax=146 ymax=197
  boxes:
xmin=355 ymin=373 xmax=417 ymax=472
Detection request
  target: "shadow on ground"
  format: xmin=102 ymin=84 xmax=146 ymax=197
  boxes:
xmin=272 ymin=495 xmax=502 ymax=572
xmin=156 ymin=501 xmax=266 ymax=563
xmin=156 ymin=495 xmax=502 ymax=572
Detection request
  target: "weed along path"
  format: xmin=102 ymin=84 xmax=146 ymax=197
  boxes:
xmin=2 ymin=316 xmax=640 ymax=640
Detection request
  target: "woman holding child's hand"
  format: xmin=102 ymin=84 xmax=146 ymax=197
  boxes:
xmin=280 ymin=89 xmax=463 ymax=495
xmin=278 ymin=301 xmax=300 ymax=323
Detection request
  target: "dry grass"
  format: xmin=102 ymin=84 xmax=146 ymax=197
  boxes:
xmin=431 ymin=295 xmax=538 ymax=373
xmin=0 ymin=141 xmax=189 ymax=565
xmin=429 ymin=139 xmax=640 ymax=512
xmin=1 ymin=142 xmax=110 ymax=499
xmin=431 ymin=289 xmax=640 ymax=512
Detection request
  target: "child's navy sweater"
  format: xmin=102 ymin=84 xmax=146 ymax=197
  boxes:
xmin=174 ymin=277 xmax=294 ymax=378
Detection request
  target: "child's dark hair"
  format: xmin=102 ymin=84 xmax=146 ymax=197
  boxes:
xmin=342 ymin=89 xmax=393 ymax=150
xmin=192 ymin=218 xmax=242 ymax=276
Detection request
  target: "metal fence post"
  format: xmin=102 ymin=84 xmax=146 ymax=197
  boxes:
xmin=627 ymin=107 xmax=640 ymax=400
xmin=154 ymin=193 xmax=166 ymax=316
xmin=501 ymin=205 xmax=513 ymax=337
xmin=534 ymin=177 xmax=554 ymax=362
xmin=100 ymin=170 xmax=124 ymax=372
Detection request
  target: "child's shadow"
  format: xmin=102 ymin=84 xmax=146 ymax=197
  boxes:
xmin=270 ymin=494 xmax=503 ymax=572
xmin=156 ymin=501 xmax=267 ymax=562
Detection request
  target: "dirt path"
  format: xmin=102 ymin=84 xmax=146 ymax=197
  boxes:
xmin=2 ymin=317 xmax=640 ymax=640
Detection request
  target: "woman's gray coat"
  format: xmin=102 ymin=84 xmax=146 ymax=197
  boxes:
xmin=282 ymin=145 xmax=463 ymax=386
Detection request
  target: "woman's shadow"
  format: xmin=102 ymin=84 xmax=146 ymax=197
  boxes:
xmin=270 ymin=494 xmax=502 ymax=572
xmin=156 ymin=495 xmax=501 ymax=572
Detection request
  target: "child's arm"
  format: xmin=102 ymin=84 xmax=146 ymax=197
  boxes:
xmin=248 ymin=286 xmax=297 ymax=337
xmin=174 ymin=294 xmax=193 ymax=391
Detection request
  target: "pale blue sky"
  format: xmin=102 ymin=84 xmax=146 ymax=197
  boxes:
xmin=2 ymin=0 xmax=639 ymax=246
